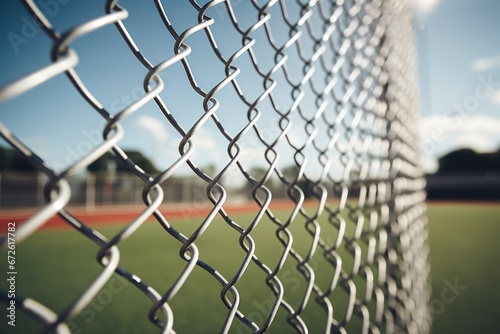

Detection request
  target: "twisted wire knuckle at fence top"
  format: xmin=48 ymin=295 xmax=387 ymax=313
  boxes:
xmin=0 ymin=0 xmax=430 ymax=333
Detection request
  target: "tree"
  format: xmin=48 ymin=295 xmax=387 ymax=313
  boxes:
xmin=87 ymin=150 xmax=159 ymax=175
xmin=282 ymin=164 xmax=314 ymax=198
xmin=437 ymin=148 xmax=500 ymax=174
xmin=249 ymin=166 xmax=270 ymax=183
xmin=116 ymin=151 xmax=159 ymax=174
xmin=427 ymin=148 xmax=500 ymax=200
xmin=0 ymin=146 xmax=37 ymax=172
xmin=87 ymin=153 xmax=113 ymax=174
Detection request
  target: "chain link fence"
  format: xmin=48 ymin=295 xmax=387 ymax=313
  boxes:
xmin=0 ymin=172 xmax=230 ymax=209
xmin=0 ymin=0 xmax=429 ymax=333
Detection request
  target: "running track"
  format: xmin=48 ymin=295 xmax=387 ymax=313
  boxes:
xmin=0 ymin=200 xmax=301 ymax=233
xmin=1 ymin=200 xmax=497 ymax=234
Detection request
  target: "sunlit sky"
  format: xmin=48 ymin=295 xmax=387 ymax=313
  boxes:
xmin=1 ymin=0 xmax=499 ymax=176
xmin=415 ymin=0 xmax=500 ymax=171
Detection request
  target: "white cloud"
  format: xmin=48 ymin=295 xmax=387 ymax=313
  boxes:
xmin=415 ymin=0 xmax=441 ymax=16
xmin=491 ymin=90 xmax=500 ymax=105
xmin=420 ymin=115 xmax=500 ymax=171
xmin=191 ymin=127 xmax=216 ymax=150
xmin=471 ymin=54 xmax=500 ymax=72
xmin=24 ymin=135 xmax=47 ymax=148
xmin=23 ymin=136 xmax=52 ymax=160
xmin=186 ymin=127 xmax=223 ymax=165
xmin=160 ymin=127 xmax=220 ymax=164
xmin=420 ymin=155 xmax=439 ymax=174
xmin=136 ymin=115 xmax=168 ymax=142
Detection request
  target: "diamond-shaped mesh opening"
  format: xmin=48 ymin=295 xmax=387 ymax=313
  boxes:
xmin=0 ymin=1 xmax=429 ymax=333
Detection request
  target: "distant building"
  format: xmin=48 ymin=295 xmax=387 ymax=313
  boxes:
xmin=425 ymin=148 xmax=500 ymax=200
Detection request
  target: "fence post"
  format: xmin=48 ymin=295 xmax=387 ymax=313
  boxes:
xmin=86 ymin=173 xmax=96 ymax=212
xmin=183 ymin=177 xmax=191 ymax=204
xmin=36 ymin=172 xmax=45 ymax=207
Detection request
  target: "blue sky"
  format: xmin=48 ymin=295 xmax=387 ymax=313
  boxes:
xmin=0 ymin=0 xmax=499 ymax=177
xmin=415 ymin=0 xmax=500 ymax=171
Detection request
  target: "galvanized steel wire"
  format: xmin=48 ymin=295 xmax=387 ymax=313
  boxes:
xmin=0 ymin=0 xmax=429 ymax=333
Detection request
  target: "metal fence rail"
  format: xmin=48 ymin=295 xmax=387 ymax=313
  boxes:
xmin=0 ymin=0 xmax=429 ymax=333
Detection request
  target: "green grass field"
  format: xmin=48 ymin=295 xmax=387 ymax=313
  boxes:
xmin=425 ymin=203 xmax=500 ymax=334
xmin=1 ymin=203 xmax=499 ymax=333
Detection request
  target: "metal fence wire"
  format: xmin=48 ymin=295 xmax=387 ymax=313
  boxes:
xmin=0 ymin=0 xmax=430 ymax=333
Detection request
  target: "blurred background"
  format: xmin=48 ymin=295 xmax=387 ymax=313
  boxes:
xmin=0 ymin=0 xmax=499 ymax=333
xmin=415 ymin=0 xmax=500 ymax=200
xmin=414 ymin=1 xmax=500 ymax=333
xmin=1 ymin=0 xmax=499 ymax=205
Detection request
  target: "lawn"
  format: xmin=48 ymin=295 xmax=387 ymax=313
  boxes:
xmin=1 ymin=202 xmax=499 ymax=333
xmin=425 ymin=203 xmax=500 ymax=334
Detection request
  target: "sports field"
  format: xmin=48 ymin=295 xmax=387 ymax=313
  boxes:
xmin=1 ymin=202 xmax=499 ymax=333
